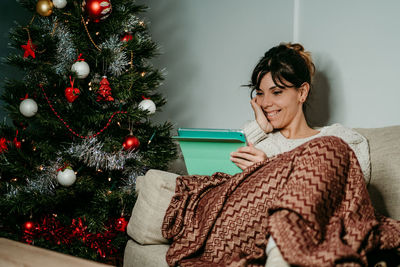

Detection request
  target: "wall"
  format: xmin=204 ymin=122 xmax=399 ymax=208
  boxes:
xmin=137 ymin=0 xmax=294 ymax=129
xmin=141 ymin=0 xmax=400 ymax=129
xmin=1 ymin=0 xmax=399 ymax=129
xmin=298 ymin=0 xmax=400 ymax=128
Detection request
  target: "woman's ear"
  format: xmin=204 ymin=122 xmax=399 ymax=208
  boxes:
xmin=299 ymin=82 xmax=310 ymax=103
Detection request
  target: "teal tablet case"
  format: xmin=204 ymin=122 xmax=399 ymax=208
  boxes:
xmin=173 ymin=128 xmax=247 ymax=175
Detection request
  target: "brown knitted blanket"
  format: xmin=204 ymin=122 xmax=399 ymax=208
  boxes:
xmin=162 ymin=136 xmax=400 ymax=266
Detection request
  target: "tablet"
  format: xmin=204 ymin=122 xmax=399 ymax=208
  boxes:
xmin=173 ymin=128 xmax=247 ymax=175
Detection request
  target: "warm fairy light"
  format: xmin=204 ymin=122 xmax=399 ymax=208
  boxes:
xmin=11 ymin=178 xmax=18 ymax=182
xmin=74 ymin=172 xmax=78 ymax=175
xmin=117 ymin=122 xmax=121 ymax=127
xmin=53 ymin=213 xmax=58 ymax=217
xmin=107 ymin=190 xmax=112 ymax=195
xmin=139 ymin=21 xmax=144 ymax=26
xmin=32 ymin=146 xmax=37 ymax=151
xmin=39 ymin=165 xmax=44 ymax=171
xmin=141 ymin=72 xmax=146 ymax=77
xmin=97 ymin=169 xmax=103 ymax=173
xmin=108 ymin=177 xmax=112 ymax=182
xmin=96 ymin=32 xmax=99 ymax=35
xmin=88 ymin=82 xmax=92 ymax=86
xmin=22 ymin=139 xmax=25 ymax=142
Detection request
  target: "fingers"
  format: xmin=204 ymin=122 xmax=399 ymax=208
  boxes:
xmin=250 ymin=98 xmax=262 ymax=114
xmin=230 ymin=145 xmax=267 ymax=170
xmin=230 ymin=155 xmax=253 ymax=170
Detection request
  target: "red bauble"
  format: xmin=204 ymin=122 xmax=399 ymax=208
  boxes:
xmin=115 ymin=217 xmax=128 ymax=232
xmin=120 ymin=32 xmax=133 ymax=42
xmin=122 ymin=135 xmax=140 ymax=150
xmin=24 ymin=221 xmax=34 ymax=230
xmin=84 ymin=0 xmax=112 ymax=23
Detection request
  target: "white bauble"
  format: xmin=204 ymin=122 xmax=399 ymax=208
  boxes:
xmin=138 ymin=99 xmax=156 ymax=114
xmin=52 ymin=0 xmax=67 ymax=8
xmin=71 ymin=61 xmax=90 ymax=79
xmin=19 ymin=99 xmax=38 ymax=117
xmin=57 ymin=168 xmax=76 ymax=186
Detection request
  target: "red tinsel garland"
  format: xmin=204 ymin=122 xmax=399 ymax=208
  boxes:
xmin=39 ymin=84 xmax=127 ymax=139
xmin=22 ymin=216 xmax=128 ymax=259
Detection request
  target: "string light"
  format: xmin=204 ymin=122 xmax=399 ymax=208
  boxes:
xmin=108 ymin=177 xmax=112 ymax=182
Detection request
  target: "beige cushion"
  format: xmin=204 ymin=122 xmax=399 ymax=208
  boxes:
xmin=123 ymin=239 xmax=169 ymax=267
xmin=127 ymin=169 xmax=179 ymax=245
xmin=355 ymin=126 xmax=400 ymax=220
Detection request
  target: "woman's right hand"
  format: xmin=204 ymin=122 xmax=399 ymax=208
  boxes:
xmin=250 ymin=98 xmax=273 ymax=133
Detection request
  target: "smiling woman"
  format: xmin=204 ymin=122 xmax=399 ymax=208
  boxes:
xmin=229 ymin=42 xmax=381 ymax=266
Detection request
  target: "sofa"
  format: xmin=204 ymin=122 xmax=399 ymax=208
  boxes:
xmin=123 ymin=125 xmax=400 ymax=267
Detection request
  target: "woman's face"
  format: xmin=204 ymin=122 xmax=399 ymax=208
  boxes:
xmin=255 ymin=72 xmax=305 ymax=130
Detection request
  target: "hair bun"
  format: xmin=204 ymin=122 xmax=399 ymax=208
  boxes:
xmin=285 ymin=43 xmax=315 ymax=78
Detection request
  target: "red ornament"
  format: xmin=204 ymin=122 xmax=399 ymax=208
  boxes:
xmin=0 ymin=138 xmax=8 ymax=153
xmin=24 ymin=221 xmax=34 ymax=230
xmin=12 ymin=130 xmax=22 ymax=149
xmin=96 ymin=76 xmax=114 ymax=101
xmin=115 ymin=217 xmax=128 ymax=232
xmin=120 ymin=32 xmax=133 ymax=42
xmin=65 ymin=77 xmax=80 ymax=103
xmin=21 ymin=39 xmax=36 ymax=58
xmin=123 ymin=135 xmax=140 ymax=150
xmin=84 ymin=0 xmax=112 ymax=23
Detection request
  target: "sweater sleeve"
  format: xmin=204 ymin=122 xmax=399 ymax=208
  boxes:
xmin=323 ymin=124 xmax=371 ymax=183
xmin=243 ymin=120 xmax=269 ymax=145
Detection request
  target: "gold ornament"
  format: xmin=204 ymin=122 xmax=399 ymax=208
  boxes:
xmin=36 ymin=0 xmax=54 ymax=17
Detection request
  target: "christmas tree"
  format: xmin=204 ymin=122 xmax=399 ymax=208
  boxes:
xmin=0 ymin=0 xmax=177 ymax=264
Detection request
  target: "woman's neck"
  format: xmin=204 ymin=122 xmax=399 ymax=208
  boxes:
xmin=279 ymin=114 xmax=319 ymax=139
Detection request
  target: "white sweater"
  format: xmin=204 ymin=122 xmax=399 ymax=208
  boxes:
xmin=243 ymin=121 xmax=371 ymax=266
xmin=243 ymin=121 xmax=371 ymax=183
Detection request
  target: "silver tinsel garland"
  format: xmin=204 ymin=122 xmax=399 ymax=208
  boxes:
xmin=4 ymin=157 xmax=62 ymax=198
xmin=4 ymin=139 xmax=143 ymax=199
xmin=67 ymin=137 xmax=142 ymax=171
xmin=40 ymin=17 xmax=77 ymax=75
xmin=99 ymin=35 xmax=129 ymax=77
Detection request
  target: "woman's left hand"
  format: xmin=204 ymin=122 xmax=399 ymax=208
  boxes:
xmin=230 ymin=142 xmax=267 ymax=170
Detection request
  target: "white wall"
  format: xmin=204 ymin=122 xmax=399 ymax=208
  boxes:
xmin=140 ymin=0 xmax=400 ymax=129
xmin=298 ymin=0 xmax=400 ymax=128
xmin=139 ymin=0 xmax=294 ymax=129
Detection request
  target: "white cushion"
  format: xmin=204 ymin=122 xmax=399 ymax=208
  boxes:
xmin=126 ymin=169 xmax=178 ymax=245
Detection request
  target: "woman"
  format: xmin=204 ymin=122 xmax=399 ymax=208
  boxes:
xmin=162 ymin=43 xmax=400 ymax=267
xmin=230 ymin=43 xmax=372 ymax=266
xmin=231 ymin=43 xmax=369 ymax=182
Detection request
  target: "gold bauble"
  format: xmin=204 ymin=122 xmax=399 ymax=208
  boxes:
xmin=36 ymin=0 xmax=54 ymax=17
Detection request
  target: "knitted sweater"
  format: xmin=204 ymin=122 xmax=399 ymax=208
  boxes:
xmin=243 ymin=121 xmax=371 ymax=183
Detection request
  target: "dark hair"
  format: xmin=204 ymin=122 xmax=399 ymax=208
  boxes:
xmin=248 ymin=43 xmax=315 ymax=110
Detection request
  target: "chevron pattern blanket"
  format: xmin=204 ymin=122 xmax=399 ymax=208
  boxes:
xmin=162 ymin=136 xmax=400 ymax=266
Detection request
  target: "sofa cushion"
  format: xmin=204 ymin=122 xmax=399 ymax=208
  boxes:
xmin=123 ymin=239 xmax=169 ymax=267
xmin=127 ymin=169 xmax=178 ymax=245
xmin=355 ymin=126 xmax=400 ymax=220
